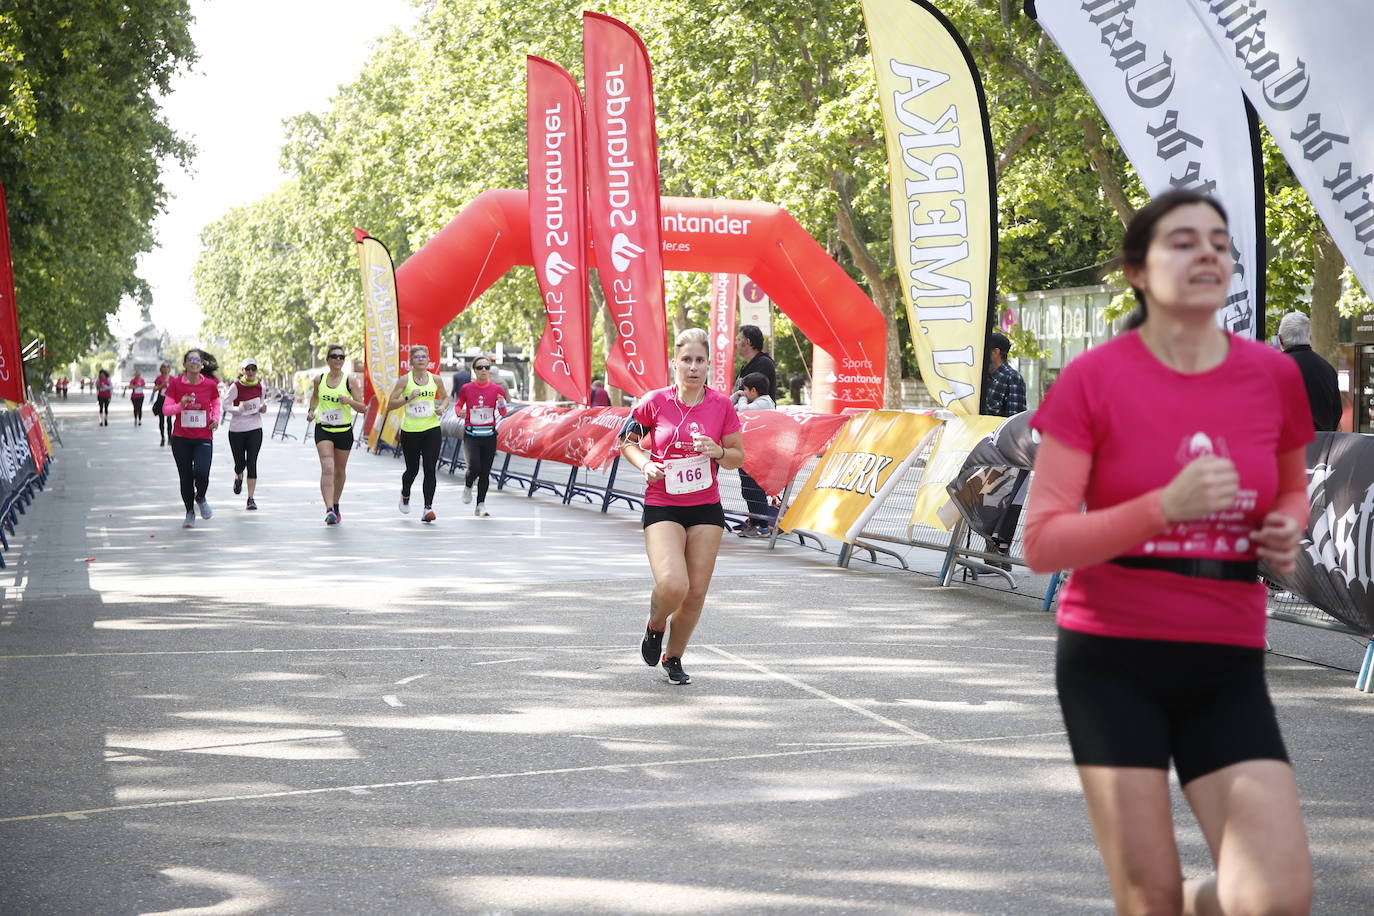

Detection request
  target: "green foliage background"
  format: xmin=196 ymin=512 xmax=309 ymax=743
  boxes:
xmin=4 ymin=0 xmax=1366 ymax=395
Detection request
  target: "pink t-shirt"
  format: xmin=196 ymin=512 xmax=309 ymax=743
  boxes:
xmin=456 ymin=381 xmax=509 ymax=436
xmin=1030 ymin=330 xmax=1313 ymax=647
xmin=633 ymin=386 xmax=742 ymax=507
xmin=129 ymin=377 xmax=146 ymax=397
xmin=96 ymin=378 xmax=112 ymax=397
xmin=162 ymin=374 xmax=222 ymax=441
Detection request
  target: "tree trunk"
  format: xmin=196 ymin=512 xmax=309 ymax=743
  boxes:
xmin=833 ymin=171 xmax=902 ymax=408
xmin=1079 ymin=117 xmax=1136 ymax=228
xmin=1311 ymin=228 xmax=1342 ymax=364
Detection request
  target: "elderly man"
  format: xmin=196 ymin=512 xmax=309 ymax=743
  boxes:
xmin=1278 ymin=311 xmax=1340 ymax=431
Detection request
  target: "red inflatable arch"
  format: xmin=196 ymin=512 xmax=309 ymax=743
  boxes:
xmin=394 ymin=189 xmax=885 ymax=411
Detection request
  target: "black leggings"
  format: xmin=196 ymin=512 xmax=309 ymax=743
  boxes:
xmin=132 ymin=397 xmax=144 ymax=421
xmin=400 ymin=426 xmax=442 ymax=506
xmin=228 ymin=428 xmax=263 ymax=479
xmin=155 ymin=398 xmax=172 ymax=441
xmin=464 ymin=435 xmax=498 ymax=503
xmin=97 ymin=396 xmax=110 ymax=418
xmin=170 ymin=435 xmax=213 ymax=511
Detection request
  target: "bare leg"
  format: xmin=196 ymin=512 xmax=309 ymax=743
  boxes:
xmin=1182 ymin=760 xmax=1311 ymax=916
xmin=332 ymin=449 xmax=350 ymax=504
xmin=1077 ymin=766 xmax=1184 ymax=915
xmin=643 ymin=521 xmax=724 ymax=659
xmin=315 ymin=441 xmax=336 ymax=507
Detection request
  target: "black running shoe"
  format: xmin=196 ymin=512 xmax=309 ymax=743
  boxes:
xmin=640 ymin=623 xmax=664 ymax=666
xmin=662 ymin=656 xmax=691 ymax=685
xmin=232 ymin=476 xmax=243 ymax=495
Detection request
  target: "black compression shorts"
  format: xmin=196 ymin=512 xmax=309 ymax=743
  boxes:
xmin=642 ymin=502 xmax=727 ymax=530
xmin=1055 ymin=627 xmax=1288 ymax=785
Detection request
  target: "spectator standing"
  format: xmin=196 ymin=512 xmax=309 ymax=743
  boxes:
xmin=1278 ymin=311 xmax=1341 ymax=431
xmin=984 ymin=332 xmax=1027 ymax=418
xmin=732 ymin=324 xmax=776 ymax=402
xmin=451 ymin=359 xmax=472 ymax=398
xmin=589 ymin=378 xmax=612 ymax=407
xmin=734 ymin=372 xmax=776 ymax=537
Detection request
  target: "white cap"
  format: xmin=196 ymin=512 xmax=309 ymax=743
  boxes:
xmin=241 ymin=358 xmax=258 ymax=369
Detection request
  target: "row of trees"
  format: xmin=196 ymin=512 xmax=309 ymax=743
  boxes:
xmin=1 ymin=0 xmax=196 ymax=379
xmin=24 ymin=0 xmax=1353 ymax=404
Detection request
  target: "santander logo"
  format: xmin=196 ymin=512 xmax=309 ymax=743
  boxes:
xmin=544 ymin=251 xmax=576 ymax=287
xmin=610 ymin=232 xmax=644 ymax=271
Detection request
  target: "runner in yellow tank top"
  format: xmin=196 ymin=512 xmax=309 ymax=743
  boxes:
xmin=307 ymin=343 xmax=367 ymax=525
xmin=386 ymin=345 xmax=449 ymax=522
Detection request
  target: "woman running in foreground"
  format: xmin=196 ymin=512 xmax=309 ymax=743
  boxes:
xmin=619 ymin=328 xmax=744 ymax=685
xmin=1024 ymin=189 xmax=1313 ymax=915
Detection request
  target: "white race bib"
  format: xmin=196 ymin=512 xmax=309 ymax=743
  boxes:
xmin=664 ymin=454 xmax=712 ymax=495
xmin=407 ymin=399 xmax=434 ymax=419
xmin=320 ymin=407 xmax=343 ymax=426
xmin=182 ymin=409 xmax=207 ymax=429
xmin=239 ymin=398 xmax=261 ymax=414
xmin=470 ymin=406 xmax=495 ymax=425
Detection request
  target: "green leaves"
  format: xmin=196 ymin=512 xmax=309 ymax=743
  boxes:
xmin=1 ymin=0 xmax=195 ymax=375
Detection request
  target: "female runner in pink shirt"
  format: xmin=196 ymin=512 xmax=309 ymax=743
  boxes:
xmin=160 ymin=349 xmax=222 ymax=528
xmin=1025 ymin=190 xmax=1312 ymax=915
xmin=618 ymin=328 xmax=744 ymax=685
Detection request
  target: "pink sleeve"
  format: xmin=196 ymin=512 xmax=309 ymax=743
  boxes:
xmin=1271 ymin=447 xmax=1309 ymax=526
xmin=1023 ymin=433 xmax=1171 ymax=574
xmin=162 ymin=379 xmax=182 ymax=415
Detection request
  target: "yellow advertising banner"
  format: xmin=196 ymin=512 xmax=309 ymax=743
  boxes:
xmin=863 ymin=0 xmax=996 ymax=416
xmin=356 ymin=230 xmax=402 ymax=448
xmin=910 ymin=414 xmax=1008 ymax=530
xmin=781 ymin=410 xmax=941 ymax=544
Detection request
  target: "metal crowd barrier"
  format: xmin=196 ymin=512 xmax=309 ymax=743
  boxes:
xmin=0 ymin=408 xmax=52 ymax=569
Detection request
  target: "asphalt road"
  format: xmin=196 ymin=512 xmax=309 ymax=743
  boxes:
xmin=1 ymin=393 xmax=1370 ymax=915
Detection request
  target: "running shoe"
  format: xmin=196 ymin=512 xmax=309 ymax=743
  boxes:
xmin=662 ymin=656 xmax=691 ymax=686
xmin=197 ymin=499 xmax=213 ymax=520
xmin=245 ymin=498 xmax=257 ymax=511
xmin=640 ymin=622 xmax=664 ymax=666
xmin=232 ymin=476 xmax=243 ymax=495
xmin=398 ymin=496 xmax=410 ymax=515
xmin=325 ymin=509 xmax=339 ymax=525
xmin=463 ymin=485 xmax=473 ymax=504
xmin=740 ymin=525 xmax=770 ymax=539
xmin=475 ymin=503 xmax=490 ymax=517
xmin=422 ymin=507 xmax=436 ymax=523
xmin=334 ymin=505 xmax=342 ymax=521
xmin=182 ymin=511 xmax=195 ymax=529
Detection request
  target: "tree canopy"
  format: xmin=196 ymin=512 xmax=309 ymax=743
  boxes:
xmin=0 ymin=0 xmax=196 ymax=378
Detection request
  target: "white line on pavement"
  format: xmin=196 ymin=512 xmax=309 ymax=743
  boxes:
xmin=0 ymin=730 xmax=1068 ymax=825
xmin=393 ymin=673 xmax=428 ymax=685
xmin=382 ymin=694 xmax=404 ymax=708
xmin=701 ymin=644 xmax=938 ymax=742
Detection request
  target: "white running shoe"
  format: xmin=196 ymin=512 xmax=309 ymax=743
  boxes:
xmin=398 ymin=496 xmax=410 ymax=515
xmin=197 ymin=499 xmax=213 ymax=520
xmin=463 ymin=486 xmax=473 ymax=504
xmin=182 ymin=511 xmax=195 ymax=529
xmin=475 ymin=503 xmax=490 ymax=517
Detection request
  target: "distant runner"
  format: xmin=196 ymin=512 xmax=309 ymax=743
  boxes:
xmin=225 ymin=358 xmax=267 ymax=511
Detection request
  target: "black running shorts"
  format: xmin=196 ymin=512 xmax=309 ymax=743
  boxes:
xmin=313 ymin=425 xmax=354 ymax=451
xmin=642 ymin=502 xmax=727 ymax=530
xmin=1055 ymin=627 xmax=1288 ymax=785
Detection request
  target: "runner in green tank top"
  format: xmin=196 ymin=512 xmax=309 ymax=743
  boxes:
xmin=386 ymin=345 xmax=449 ymax=522
xmin=307 ymin=343 xmax=367 ymax=525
